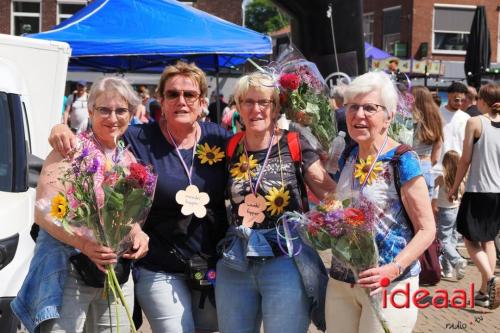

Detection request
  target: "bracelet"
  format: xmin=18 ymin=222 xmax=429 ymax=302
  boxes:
xmin=393 ymin=261 xmax=403 ymax=276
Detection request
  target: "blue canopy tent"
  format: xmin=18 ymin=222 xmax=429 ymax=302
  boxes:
xmin=364 ymin=42 xmax=390 ymax=60
xmin=27 ymin=0 xmax=272 ymax=73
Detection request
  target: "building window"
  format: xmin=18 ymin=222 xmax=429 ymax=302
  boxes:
xmin=383 ymin=6 xmax=401 ymax=54
xmin=12 ymin=1 xmax=40 ymax=36
xmin=433 ymin=5 xmax=476 ymax=54
xmin=58 ymin=1 xmax=87 ymax=25
xmin=363 ymin=13 xmax=374 ymax=44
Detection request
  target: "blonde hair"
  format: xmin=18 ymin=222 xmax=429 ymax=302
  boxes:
xmin=87 ymin=76 xmax=141 ymax=115
xmin=442 ymin=150 xmax=460 ymax=193
xmin=157 ymin=61 xmax=208 ymax=99
xmin=233 ymin=72 xmax=280 ymax=114
xmin=412 ymin=86 xmax=444 ymax=145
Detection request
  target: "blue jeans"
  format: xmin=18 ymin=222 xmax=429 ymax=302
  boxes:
xmin=420 ymin=160 xmax=434 ymax=198
xmin=215 ymin=256 xmax=310 ymax=333
xmin=135 ymin=267 xmax=217 ymax=333
xmin=437 ymin=207 xmax=462 ymax=266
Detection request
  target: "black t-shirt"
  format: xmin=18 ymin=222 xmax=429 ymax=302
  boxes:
xmin=124 ymin=122 xmax=231 ymax=273
xmin=208 ymin=100 xmax=228 ymax=123
xmin=228 ymin=133 xmax=319 ymax=229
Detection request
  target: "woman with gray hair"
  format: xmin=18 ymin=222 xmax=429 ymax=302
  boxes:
xmin=12 ymin=76 xmax=150 ymax=333
xmin=326 ymin=71 xmax=435 ymax=333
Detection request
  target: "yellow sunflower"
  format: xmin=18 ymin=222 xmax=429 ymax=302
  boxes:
xmin=50 ymin=193 xmax=68 ymax=219
xmin=354 ymin=155 xmax=384 ymax=185
xmin=230 ymin=154 xmax=258 ymax=181
xmin=197 ymin=143 xmax=225 ymax=165
xmin=265 ymin=186 xmax=290 ymax=216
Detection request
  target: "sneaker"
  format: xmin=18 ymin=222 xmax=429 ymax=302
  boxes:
xmin=454 ymin=258 xmax=467 ymax=280
xmin=487 ymin=276 xmax=500 ymax=309
xmin=441 ymin=270 xmax=453 ymax=278
xmin=474 ymin=292 xmax=490 ymax=308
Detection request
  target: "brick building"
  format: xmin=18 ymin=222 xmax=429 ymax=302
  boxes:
xmin=0 ymin=0 xmax=242 ymax=36
xmin=362 ymin=0 xmax=500 ymax=80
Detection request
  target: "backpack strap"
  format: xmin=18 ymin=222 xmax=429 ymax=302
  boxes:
xmin=287 ymin=132 xmax=309 ymax=212
xmin=390 ymin=144 xmax=413 ymax=232
xmin=226 ymin=131 xmax=245 ymax=159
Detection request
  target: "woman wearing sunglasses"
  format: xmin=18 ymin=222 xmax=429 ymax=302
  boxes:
xmin=48 ymin=62 xmax=230 ymax=332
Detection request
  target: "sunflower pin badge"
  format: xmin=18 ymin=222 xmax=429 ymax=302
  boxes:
xmin=230 ymin=154 xmax=258 ymax=181
xmin=197 ymin=143 xmax=225 ymax=165
xmin=354 ymin=155 xmax=384 ymax=186
xmin=265 ymin=186 xmax=290 ymax=216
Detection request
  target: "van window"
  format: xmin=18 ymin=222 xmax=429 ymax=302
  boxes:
xmin=0 ymin=93 xmax=14 ymax=191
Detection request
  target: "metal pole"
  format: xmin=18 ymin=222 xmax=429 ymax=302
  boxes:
xmin=214 ymin=55 xmax=221 ymax=124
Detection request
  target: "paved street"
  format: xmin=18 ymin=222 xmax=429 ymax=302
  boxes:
xmin=137 ymin=245 xmax=500 ymax=333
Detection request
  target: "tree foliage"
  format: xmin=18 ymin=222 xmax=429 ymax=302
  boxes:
xmin=245 ymin=0 xmax=289 ymax=34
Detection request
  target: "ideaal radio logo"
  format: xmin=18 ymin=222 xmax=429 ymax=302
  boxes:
xmin=379 ymin=278 xmax=489 ymax=330
xmin=379 ymin=277 xmax=475 ymax=308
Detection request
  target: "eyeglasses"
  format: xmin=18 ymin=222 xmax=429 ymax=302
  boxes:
xmin=94 ymin=106 xmax=130 ymax=118
xmin=345 ymin=103 xmax=386 ymax=116
xmin=240 ymin=99 xmax=274 ymax=110
xmin=164 ymin=90 xmax=200 ymax=104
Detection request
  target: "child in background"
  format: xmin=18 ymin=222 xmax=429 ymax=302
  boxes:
xmin=432 ymin=150 xmax=467 ymax=280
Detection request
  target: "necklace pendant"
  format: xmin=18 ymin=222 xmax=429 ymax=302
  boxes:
xmin=238 ymin=193 xmax=266 ymax=228
xmin=175 ymin=184 xmax=210 ymax=218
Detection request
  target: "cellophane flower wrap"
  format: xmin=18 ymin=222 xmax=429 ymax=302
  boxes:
xmin=285 ymin=193 xmax=391 ymax=333
xmin=276 ymin=49 xmax=337 ymax=152
xmin=388 ymin=83 xmax=414 ymax=146
xmin=42 ymin=131 xmax=157 ymax=333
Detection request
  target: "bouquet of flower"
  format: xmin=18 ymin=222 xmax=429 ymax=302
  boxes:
xmin=285 ymin=194 xmax=391 ymax=333
xmin=43 ymin=133 xmax=157 ymax=332
xmin=276 ymin=50 xmax=337 ymax=152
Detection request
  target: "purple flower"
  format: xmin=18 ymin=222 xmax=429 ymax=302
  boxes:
xmin=87 ymin=157 xmax=100 ymax=174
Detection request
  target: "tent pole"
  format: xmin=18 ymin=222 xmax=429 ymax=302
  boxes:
xmin=215 ymin=55 xmax=221 ymax=124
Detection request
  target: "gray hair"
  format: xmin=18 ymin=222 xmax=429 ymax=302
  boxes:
xmin=87 ymin=76 xmax=141 ymax=114
xmin=331 ymin=85 xmax=346 ymax=102
xmin=233 ymin=72 xmax=280 ymax=112
xmin=344 ymin=71 xmax=398 ymax=118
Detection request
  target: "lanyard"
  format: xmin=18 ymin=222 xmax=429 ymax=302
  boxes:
xmin=352 ymin=135 xmax=388 ymax=192
xmin=243 ymin=131 xmax=275 ymax=195
xmin=166 ymin=126 xmax=198 ymax=185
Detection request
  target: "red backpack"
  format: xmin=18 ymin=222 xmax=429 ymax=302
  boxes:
xmin=226 ymin=131 xmax=309 ymax=212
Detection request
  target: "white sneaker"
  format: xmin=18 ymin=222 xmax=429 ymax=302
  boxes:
xmin=455 ymin=258 xmax=467 ymax=280
xmin=441 ymin=270 xmax=453 ymax=278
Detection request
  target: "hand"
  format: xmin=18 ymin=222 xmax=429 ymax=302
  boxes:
xmin=49 ymin=124 xmax=77 ymax=157
xmin=448 ymin=186 xmax=458 ymax=203
xmin=357 ymin=263 xmax=400 ymax=295
xmin=122 ymin=230 xmax=149 ymax=261
xmin=80 ymin=240 xmax=117 ymax=272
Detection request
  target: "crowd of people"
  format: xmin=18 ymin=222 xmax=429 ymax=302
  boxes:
xmin=10 ymin=60 xmax=500 ymax=333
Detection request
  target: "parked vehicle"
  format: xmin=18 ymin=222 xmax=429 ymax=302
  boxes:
xmin=0 ymin=34 xmax=70 ymax=332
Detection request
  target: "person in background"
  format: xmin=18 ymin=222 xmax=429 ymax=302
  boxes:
xmin=464 ymin=86 xmax=481 ymax=117
xmin=432 ymin=150 xmax=467 ymax=280
xmin=411 ymin=86 xmax=443 ymax=196
xmin=449 ymin=83 xmax=500 ymax=309
xmin=431 ymin=91 xmax=442 ymax=107
xmin=331 ymin=84 xmax=353 ymax=147
xmin=63 ymin=80 xmax=89 ymax=134
xmin=221 ymin=96 xmax=237 ymax=131
xmin=208 ymin=93 xmax=227 ymax=123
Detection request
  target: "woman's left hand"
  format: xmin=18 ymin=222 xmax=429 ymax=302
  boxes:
xmin=357 ymin=263 xmax=400 ymax=295
xmin=122 ymin=229 xmax=149 ymax=260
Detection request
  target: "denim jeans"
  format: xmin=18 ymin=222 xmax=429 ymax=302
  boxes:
xmin=420 ymin=160 xmax=435 ymax=198
xmin=39 ymin=264 xmax=134 ymax=333
xmin=215 ymin=256 xmax=310 ymax=333
xmin=437 ymin=207 xmax=462 ymax=266
xmin=134 ymin=266 xmax=218 ymax=333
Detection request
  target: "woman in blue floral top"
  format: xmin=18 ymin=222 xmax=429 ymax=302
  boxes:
xmin=326 ymin=71 xmax=436 ymax=333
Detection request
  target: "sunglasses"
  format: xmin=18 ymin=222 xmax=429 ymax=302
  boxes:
xmin=164 ymin=90 xmax=200 ymax=104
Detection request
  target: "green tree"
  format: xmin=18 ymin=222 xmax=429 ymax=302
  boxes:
xmin=245 ymin=0 xmax=289 ymax=34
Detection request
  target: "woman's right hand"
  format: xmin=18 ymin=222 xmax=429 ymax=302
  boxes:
xmin=448 ymin=186 xmax=458 ymax=203
xmin=80 ymin=240 xmax=117 ymax=272
xmin=49 ymin=124 xmax=77 ymax=157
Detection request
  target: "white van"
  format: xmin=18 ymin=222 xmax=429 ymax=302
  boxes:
xmin=0 ymin=34 xmax=70 ymax=332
